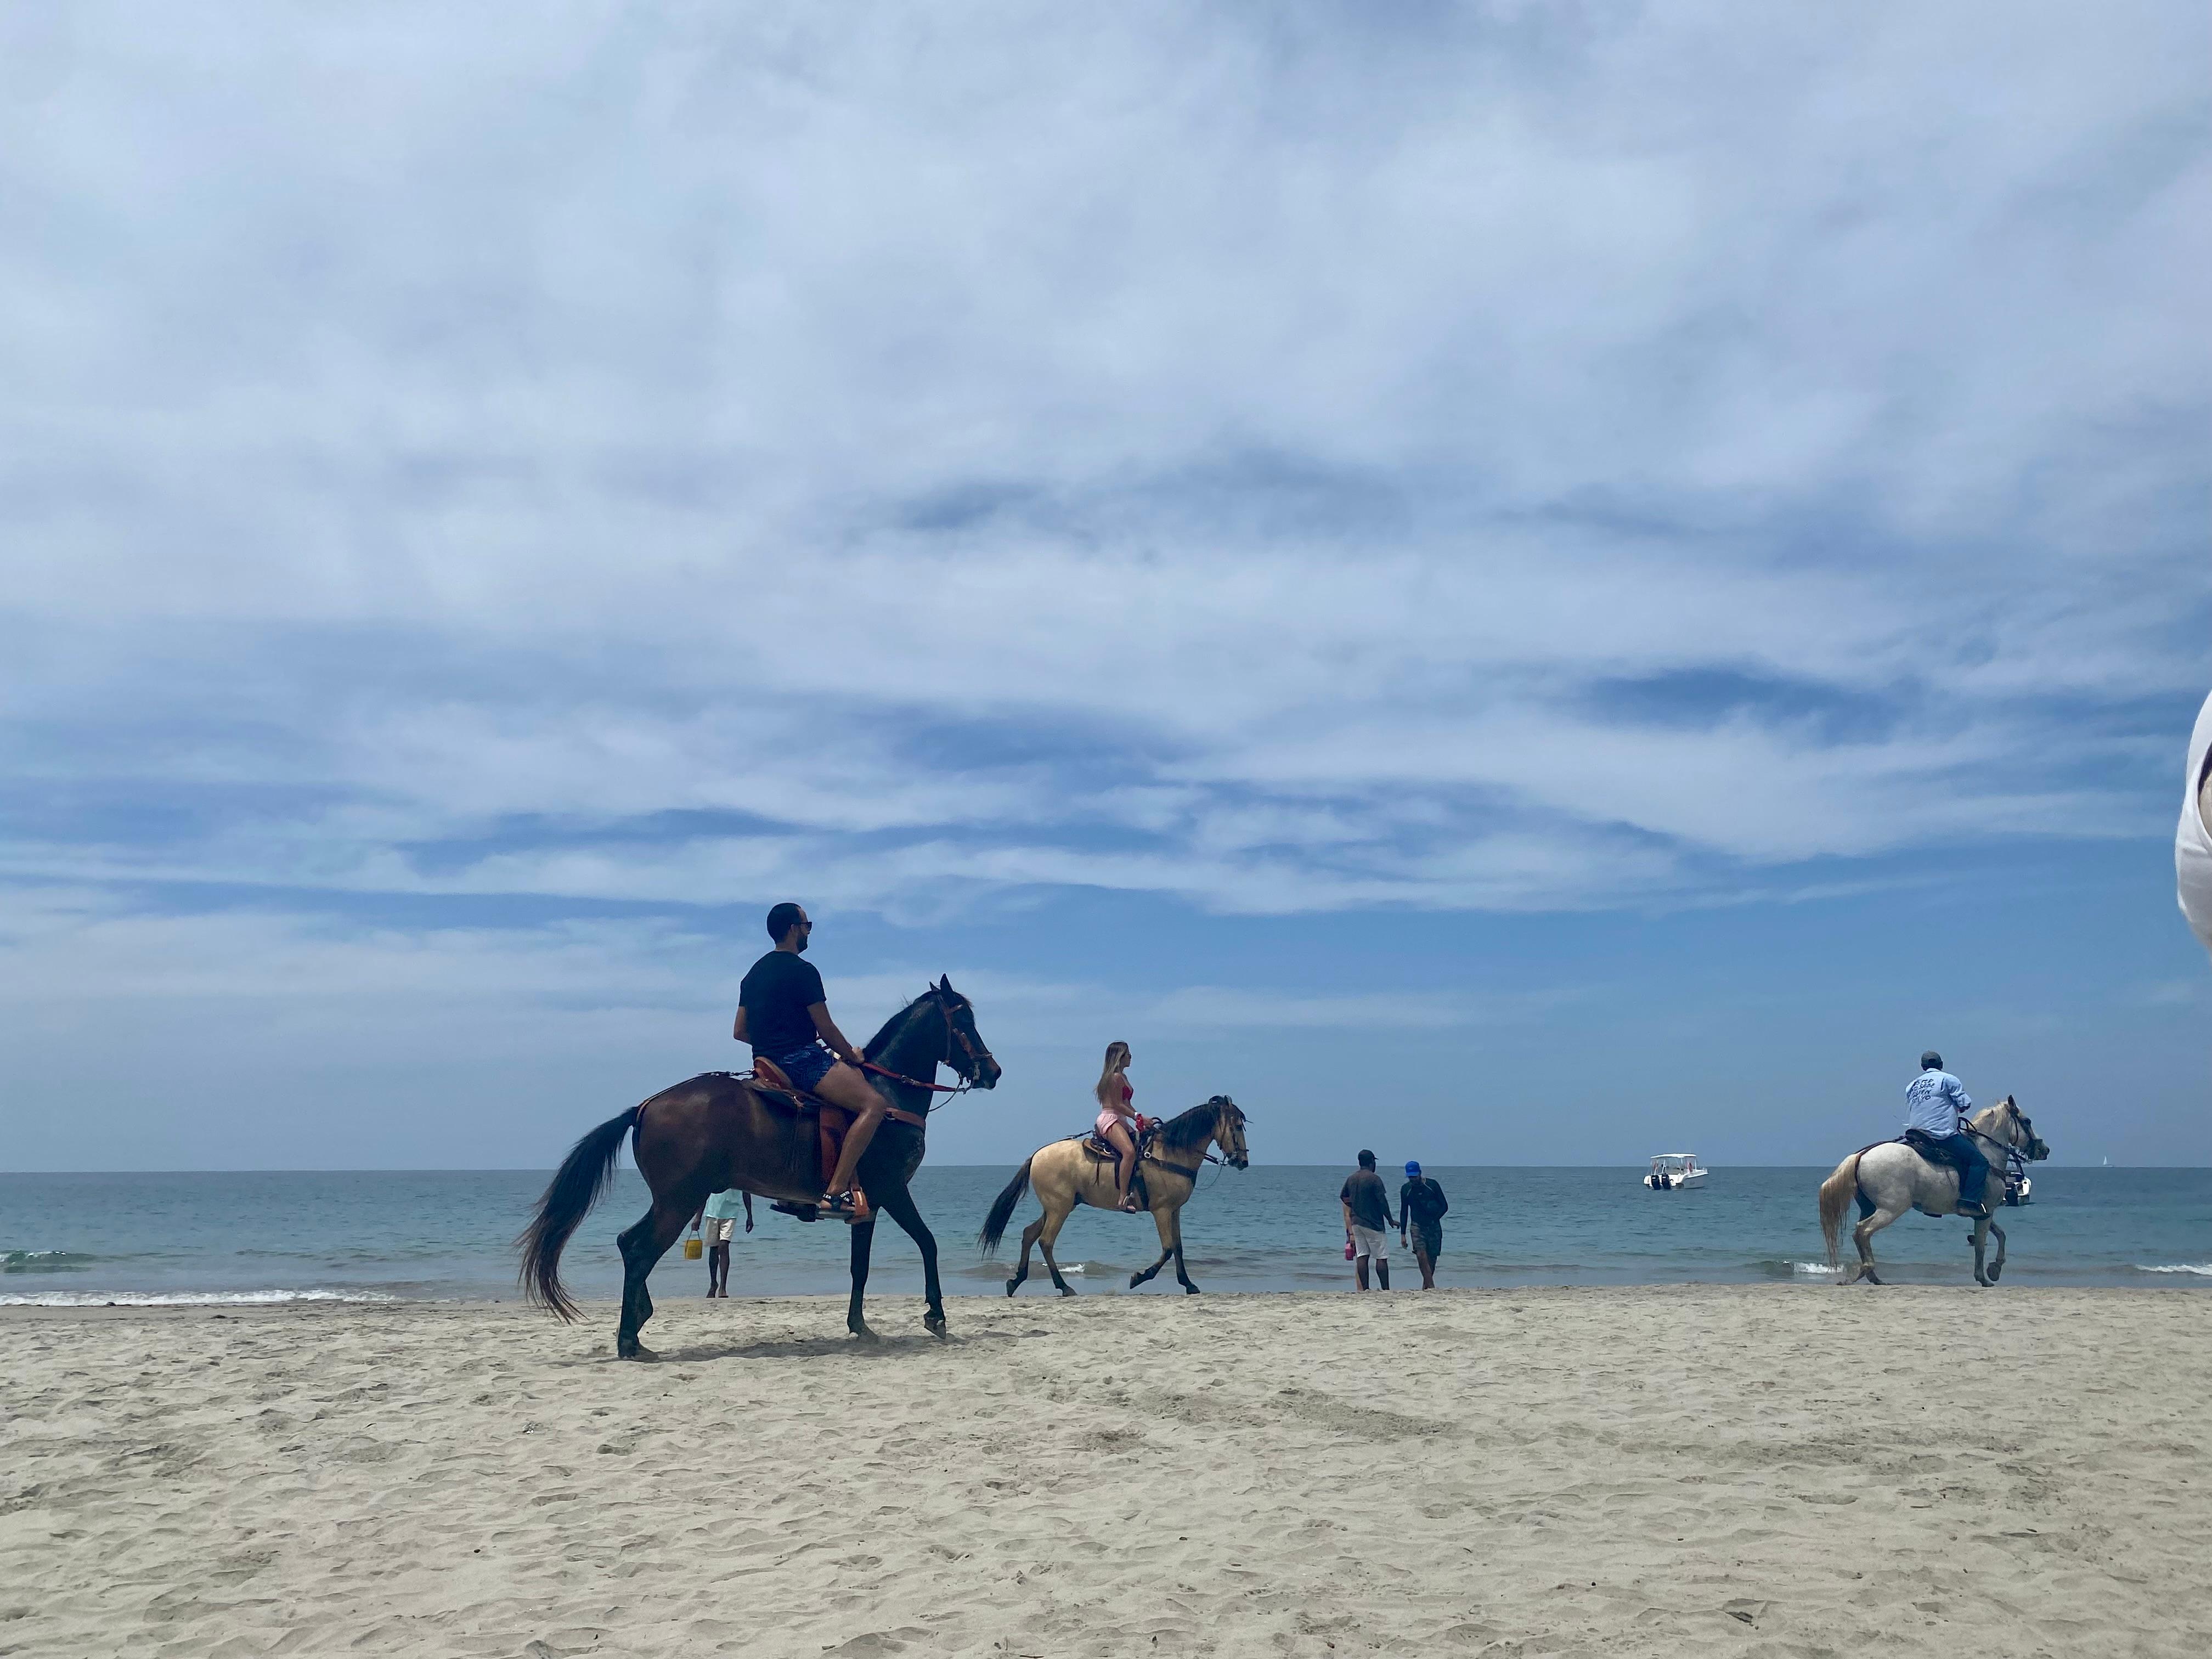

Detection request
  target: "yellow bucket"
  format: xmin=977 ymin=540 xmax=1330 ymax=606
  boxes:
xmin=683 ymin=1236 xmax=703 ymax=1260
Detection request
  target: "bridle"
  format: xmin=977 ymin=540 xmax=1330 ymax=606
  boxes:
xmin=857 ymin=987 xmax=996 ymax=1109
xmin=1958 ymin=1099 xmax=2041 ymax=1182
xmin=1139 ymin=1098 xmax=1248 ymax=1182
xmin=1149 ymin=1097 xmax=1248 ymax=1183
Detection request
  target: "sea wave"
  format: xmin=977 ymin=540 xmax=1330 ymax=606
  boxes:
xmin=2133 ymin=1263 xmax=2212 ymax=1277
xmin=2 ymin=1249 xmax=97 ymax=1273
xmin=0 ymin=1288 xmax=400 ymax=1307
xmin=1791 ymin=1262 xmax=1841 ymax=1275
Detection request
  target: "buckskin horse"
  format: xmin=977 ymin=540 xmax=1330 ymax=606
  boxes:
xmin=1818 ymin=1096 xmax=2049 ymax=1287
xmin=978 ymin=1095 xmax=1249 ymax=1296
xmin=520 ymin=978 xmax=999 ymax=1356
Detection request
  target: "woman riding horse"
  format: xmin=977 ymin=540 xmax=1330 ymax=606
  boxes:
xmin=980 ymin=1095 xmax=1249 ymax=1296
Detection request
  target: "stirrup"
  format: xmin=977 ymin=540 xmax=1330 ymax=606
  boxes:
xmin=769 ymin=1200 xmax=821 ymax=1223
xmin=819 ymin=1189 xmax=873 ymax=1224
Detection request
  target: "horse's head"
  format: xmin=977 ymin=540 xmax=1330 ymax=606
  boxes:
xmin=932 ymin=976 xmax=1001 ymax=1090
xmin=1207 ymin=1095 xmax=1250 ymax=1169
xmin=1992 ymin=1094 xmax=2049 ymax=1162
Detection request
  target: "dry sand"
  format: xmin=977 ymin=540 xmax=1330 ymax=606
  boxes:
xmin=3 ymin=1286 xmax=2208 ymax=1658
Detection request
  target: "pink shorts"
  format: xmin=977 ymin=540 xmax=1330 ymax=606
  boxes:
xmin=1096 ymin=1109 xmax=1132 ymax=1140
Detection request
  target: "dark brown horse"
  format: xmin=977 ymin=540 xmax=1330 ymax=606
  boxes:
xmin=520 ymin=977 xmax=999 ymax=1357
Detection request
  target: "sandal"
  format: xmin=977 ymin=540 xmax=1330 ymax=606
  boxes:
xmin=819 ymin=1190 xmax=874 ymax=1224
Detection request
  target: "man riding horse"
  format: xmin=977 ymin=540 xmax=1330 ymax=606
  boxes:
xmin=1902 ymin=1049 xmax=1989 ymax=1218
xmin=733 ymin=901 xmax=883 ymax=1216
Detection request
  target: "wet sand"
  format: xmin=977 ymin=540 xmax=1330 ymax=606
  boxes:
xmin=3 ymin=1285 xmax=2207 ymax=1657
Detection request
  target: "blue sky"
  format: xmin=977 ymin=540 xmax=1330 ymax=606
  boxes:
xmin=3 ymin=2 xmax=2208 ymax=1170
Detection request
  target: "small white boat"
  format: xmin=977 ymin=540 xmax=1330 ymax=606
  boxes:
xmin=2004 ymin=1172 xmax=2034 ymax=1207
xmin=1643 ymin=1153 xmax=1707 ymax=1190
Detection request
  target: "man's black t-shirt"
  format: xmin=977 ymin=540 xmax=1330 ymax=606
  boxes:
xmin=740 ymin=950 xmax=827 ymax=1056
xmin=1400 ymin=1177 xmax=1449 ymax=1229
xmin=1340 ymin=1168 xmax=1394 ymax=1232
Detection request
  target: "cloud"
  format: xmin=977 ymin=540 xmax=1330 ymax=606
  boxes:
xmin=1 ymin=9 xmax=2207 ymax=935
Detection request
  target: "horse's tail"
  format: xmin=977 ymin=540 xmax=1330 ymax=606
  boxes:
xmin=977 ymin=1156 xmax=1034 ymax=1256
xmin=1818 ymin=1152 xmax=1862 ymax=1273
xmin=518 ymin=1105 xmax=641 ymax=1322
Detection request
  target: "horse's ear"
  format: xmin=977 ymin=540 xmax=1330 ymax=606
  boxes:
xmin=937 ymin=974 xmax=954 ymax=994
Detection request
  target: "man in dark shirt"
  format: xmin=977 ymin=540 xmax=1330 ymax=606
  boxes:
xmin=1339 ymin=1149 xmax=1396 ymax=1291
xmin=1398 ymin=1160 xmax=1449 ymax=1289
xmin=733 ymin=901 xmax=884 ymax=1212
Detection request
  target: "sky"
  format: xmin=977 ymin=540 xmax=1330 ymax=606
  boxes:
xmin=3 ymin=2 xmax=2209 ymax=1172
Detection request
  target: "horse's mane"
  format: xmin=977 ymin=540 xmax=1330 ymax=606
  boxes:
xmin=1969 ymin=1095 xmax=2019 ymax=1131
xmin=1154 ymin=1097 xmax=1228 ymax=1153
xmin=861 ymin=989 xmax=938 ymax=1059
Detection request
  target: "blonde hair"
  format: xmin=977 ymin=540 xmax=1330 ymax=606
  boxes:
xmin=1094 ymin=1041 xmax=1131 ymax=1110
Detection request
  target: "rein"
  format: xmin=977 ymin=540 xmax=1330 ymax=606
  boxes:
xmin=1946 ymin=1105 xmax=2038 ymax=1194
xmin=1140 ymin=1100 xmax=1243 ymax=1184
xmin=860 ymin=989 xmax=995 ymax=1111
xmin=1957 ymin=1106 xmax=2033 ymax=1165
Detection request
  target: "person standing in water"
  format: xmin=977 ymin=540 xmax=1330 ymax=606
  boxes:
xmin=688 ymin=1188 xmax=753 ymax=1297
xmin=1398 ymin=1161 xmax=1449 ymax=1289
xmin=1094 ymin=1041 xmax=1141 ymax=1212
xmin=1340 ymin=1149 xmax=1396 ymax=1290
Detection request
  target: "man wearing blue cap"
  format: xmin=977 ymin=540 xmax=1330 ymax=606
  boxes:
xmin=1398 ymin=1161 xmax=1449 ymax=1289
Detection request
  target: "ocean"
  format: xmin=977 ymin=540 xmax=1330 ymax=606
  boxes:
xmin=3 ymin=1166 xmax=2208 ymax=1306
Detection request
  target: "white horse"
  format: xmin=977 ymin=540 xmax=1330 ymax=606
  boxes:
xmin=1819 ymin=1097 xmax=2049 ymax=1287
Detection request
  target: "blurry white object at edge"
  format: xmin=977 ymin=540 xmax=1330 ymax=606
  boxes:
xmin=2179 ymin=690 xmax=2212 ymax=962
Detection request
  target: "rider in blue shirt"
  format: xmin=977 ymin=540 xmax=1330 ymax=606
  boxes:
xmin=1904 ymin=1051 xmax=1988 ymax=1217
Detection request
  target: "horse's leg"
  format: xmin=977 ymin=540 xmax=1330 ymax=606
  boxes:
xmin=1985 ymin=1218 xmax=2007 ymax=1283
xmin=871 ymin=1180 xmax=948 ymax=1338
xmin=614 ymin=1199 xmax=690 ymax=1359
xmin=845 ymin=1216 xmax=881 ymax=1342
xmin=1968 ymin=1212 xmax=1994 ymax=1287
xmin=1036 ymin=1203 xmax=1079 ymax=1297
xmin=1129 ymin=1202 xmax=1176 ymax=1289
xmin=1008 ymin=1215 xmax=1043 ymax=1296
xmin=1170 ymin=1209 xmax=1199 ymax=1295
xmin=1850 ymin=1204 xmax=1904 ymax=1286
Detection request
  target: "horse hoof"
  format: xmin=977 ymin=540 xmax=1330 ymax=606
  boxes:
xmin=1005 ymin=1279 xmax=1020 ymax=1297
xmin=848 ymin=1319 xmax=881 ymax=1343
xmin=1128 ymin=1274 xmax=1143 ymax=1290
xmin=1058 ymin=1285 xmax=1077 ymax=1299
xmin=618 ymin=1344 xmax=658 ymax=1362
xmin=924 ymin=1313 xmax=948 ymax=1339
xmin=1184 ymin=1284 xmax=1200 ymax=1295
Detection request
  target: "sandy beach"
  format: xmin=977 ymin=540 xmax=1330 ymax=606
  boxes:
xmin=4 ymin=1286 xmax=2207 ymax=1658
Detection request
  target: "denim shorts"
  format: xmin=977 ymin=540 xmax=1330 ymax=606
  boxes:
xmin=771 ymin=1042 xmax=837 ymax=1092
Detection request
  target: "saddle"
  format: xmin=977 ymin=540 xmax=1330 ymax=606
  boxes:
xmin=1079 ymin=1116 xmax=1192 ymax=1211
xmin=731 ymin=1059 xmax=867 ymax=1223
xmin=1902 ymin=1127 xmax=1969 ymax=1171
xmin=1081 ymin=1115 xmax=1157 ymax=1162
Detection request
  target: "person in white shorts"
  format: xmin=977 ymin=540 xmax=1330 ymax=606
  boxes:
xmin=2179 ymin=690 xmax=2212 ymax=964
xmin=1339 ymin=1149 xmax=1397 ymax=1291
xmin=688 ymin=1188 xmax=752 ymax=1298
